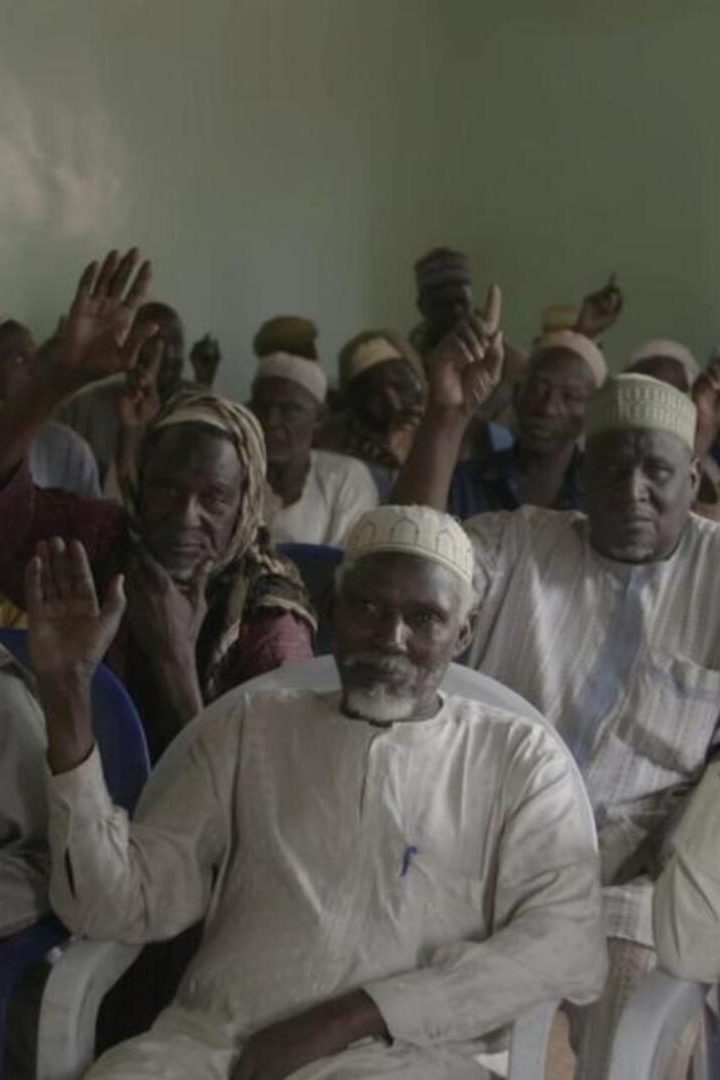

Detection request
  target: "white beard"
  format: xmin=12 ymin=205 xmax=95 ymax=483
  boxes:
xmin=343 ymin=685 xmax=417 ymax=723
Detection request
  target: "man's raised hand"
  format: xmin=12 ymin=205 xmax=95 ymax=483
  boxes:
xmin=47 ymin=248 xmax=155 ymax=393
xmin=26 ymin=539 xmax=126 ymax=678
xmin=428 ymin=284 xmax=504 ymax=420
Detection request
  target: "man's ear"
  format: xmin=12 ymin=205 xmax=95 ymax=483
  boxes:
xmin=689 ymin=456 xmax=702 ymax=501
xmin=453 ymin=607 xmax=478 ymax=659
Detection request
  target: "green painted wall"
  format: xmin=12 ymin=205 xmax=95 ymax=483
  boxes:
xmin=0 ymin=0 xmax=718 ymax=396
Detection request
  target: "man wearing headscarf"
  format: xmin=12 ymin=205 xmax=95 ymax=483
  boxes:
xmin=30 ymin=505 xmax=605 ymax=1080
xmin=249 ymin=351 xmax=378 ymax=545
xmin=0 ymin=250 xmax=314 ymax=760
xmin=316 ymin=330 xmax=426 ymax=498
xmin=395 ymin=306 xmax=720 ymax=1079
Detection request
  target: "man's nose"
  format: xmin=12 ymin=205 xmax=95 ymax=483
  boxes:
xmin=617 ymin=467 xmax=650 ymax=506
xmin=373 ymin=614 xmax=409 ymax=653
xmin=174 ymin=493 xmax=203 ymax=528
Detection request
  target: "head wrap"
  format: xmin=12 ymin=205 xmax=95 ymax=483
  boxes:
xmin=629 ymin=340 xmax=700 ymax=388
xmin=541 ymin=304 xmax=580 ymax=334
xmin=344 ymin=505 xmax=474 ymax=589
xmin=586 ymin=374 xmax=697 ymax=453
xmin=532 ymin=330 xmax=607 ymax=388
xmin=414 ymin=247 xmax=472 ymax=293
xmin=253 ymin=316 xmax=318 ymax=360
xmin=253 ymin=351 xmax=327 ymax=404
xmin=338 ymin=330 xmax=425 ymax=390
xmin=136 ymin=389 xmax=315 ymax=697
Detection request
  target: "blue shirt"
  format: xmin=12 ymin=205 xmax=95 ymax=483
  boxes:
xmin=448 ymin=445 xmax=584 ymax=520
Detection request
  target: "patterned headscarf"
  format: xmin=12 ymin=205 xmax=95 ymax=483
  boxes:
xmin=132 ymin=390 xmax=315 ymax=698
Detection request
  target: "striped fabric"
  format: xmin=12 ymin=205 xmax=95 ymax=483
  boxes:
xmin=464 ymin=506 xmax=720 ymax=945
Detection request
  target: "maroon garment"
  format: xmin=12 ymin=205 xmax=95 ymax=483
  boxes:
xmin=0 ymin=463 xmax=313 ymax=756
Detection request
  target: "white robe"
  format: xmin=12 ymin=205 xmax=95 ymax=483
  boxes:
xmin=47 ymin=688 xmax=605 ymax=1079
xmin=268 ymin=450 xmax=378 ymax=547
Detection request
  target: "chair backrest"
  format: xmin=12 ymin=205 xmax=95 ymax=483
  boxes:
xmin=234 ymin=656 xmax=598 ymax=845
xmin=277 ymin=543 xmax=343 ymax=653
xmin=0 ymin=629 xmax=150 ymax=813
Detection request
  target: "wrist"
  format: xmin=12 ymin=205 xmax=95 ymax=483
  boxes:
xmin=333 ymin=990 xmax=389 ymax=1044
xmin=36 ymin=668 xmax=95 ymax=774
xmin=424 ymin=402 xmax=473 ymax=434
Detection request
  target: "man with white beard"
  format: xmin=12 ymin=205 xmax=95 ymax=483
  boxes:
xmin=30 ymin=506 xmax=604 ymax=1080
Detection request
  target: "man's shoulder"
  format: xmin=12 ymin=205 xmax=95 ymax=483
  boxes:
xmin=442 ymin=693 xmax=579 ymax=779
xmin=464 ymin=504 xmax=586 ymax=548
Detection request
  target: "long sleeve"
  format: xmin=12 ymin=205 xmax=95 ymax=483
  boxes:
xmin=46 ymin=706 xmax=238 ymax=944
xmin=653 ymin=759 xmax=720 ymax=981
xmin=0 ymin=461 xmax=127 ymax=609
xmin=0 ymin=662 xmax=50 ymax=935
xmin=364 ymin=732 xmax=607 ymax=1046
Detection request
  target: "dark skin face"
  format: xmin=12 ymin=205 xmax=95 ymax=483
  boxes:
xmin=334 ymin=552 xmax=475 ymax=722
xmin=628 ymin=356 xmax=690 ymax=394
xmin=249 ymin=376 xmax=320 ymax=466
xmin=137 ymin=426 xmax=243 ymax=581
xmin=418 ymin=281 xmax=474 ymax=343
xmin=0 ymin=322 xmax=37 ymax=403
xmin=133 ymin=306 xmax=185 ymax=402
xmin=347 ymin=358 xmax=425 ymax=433
xmin=515 ymin=349 xmax=596 ymax=456
xmin=583 ymin=429 xmax=700 ymax=563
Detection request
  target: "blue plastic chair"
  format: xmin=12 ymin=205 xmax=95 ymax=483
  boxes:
xmin=0 ymin=628 xmax=150 ymax=1080
xmin=277 ymin=543 xmax=343 ymax=654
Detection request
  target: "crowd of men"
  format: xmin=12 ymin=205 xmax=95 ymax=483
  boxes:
xmin=3 ymin=242 xmax=720 ymax=1080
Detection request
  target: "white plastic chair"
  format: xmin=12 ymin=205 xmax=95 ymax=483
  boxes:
xmin=37 ymin=657 xmax=597 ymax=1080
xmin=607 ymin=969 xmax=713 ymax=1080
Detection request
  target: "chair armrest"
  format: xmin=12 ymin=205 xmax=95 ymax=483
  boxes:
xmin=36 ymin=939 xmax=141 ymax=1080
xmin=607 ymin=969 xmax=708 ymax=1080
xmin=508 ymin=999 xmax=560 ymax=1080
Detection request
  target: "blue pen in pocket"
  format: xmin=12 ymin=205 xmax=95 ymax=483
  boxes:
xmin=400 ymin=845 xmax=419 ymax=877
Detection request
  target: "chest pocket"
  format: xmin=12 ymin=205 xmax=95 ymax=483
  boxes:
xmin=619 ymin=651 xmax=720 ymax=778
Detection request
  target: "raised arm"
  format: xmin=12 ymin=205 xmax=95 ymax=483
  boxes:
xmin=0 ymin=249 xmax=154 ymax=483
xmin=392 ymin=285 xmax=504 ymax=509
xmin=28 ymin=539 xmax=226 ymax=943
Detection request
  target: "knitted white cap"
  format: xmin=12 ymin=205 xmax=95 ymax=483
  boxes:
xmin=254 ymin=351 xmax=328 ymax=403
xmin=586 ymin=373 xmax=697 ymax=453
xmin=533 ymin=330 xmax=607 ymax=388
xmin=629 ymin=340 xmax=700 ymax=387
xmin=344 ymin=505 xmax=474 ymax=588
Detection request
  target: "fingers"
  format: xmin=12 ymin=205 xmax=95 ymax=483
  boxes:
xmin=143 ymin=338 xmax=164 ymax=387
xmin=123 ymin=259 xmax=153 ymax=314
xmin=121 ymin=319 xmax=159 ymax=373
xmin=67 ymin=540 xmax=101 ymax=610
xmin=480 ymin=284 xmax=502 ymax=336
xmin=92 ymin=250 xmax=120 ymax=299
xmin=108 ymin=248 xmax=140 ymax=299
xmin=75 ymin=261 xmax=99 ymax=305
xmin=25 ymin=554 xmax=44 ymax=619
xmin=101 ymin=574 xmax=127 ymax=625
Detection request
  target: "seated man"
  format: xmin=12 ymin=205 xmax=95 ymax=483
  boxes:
xmin=627 ymin=339 xmax=699 ymax=393
xmin=409 ymin=247 xmax=476 ymax=362
xmin=30 ymin=507 xmax=605 ymax=1080
xmin=0 ymin=644 xmax=49 ymax=936
xmin=0 ymin=318 xmax=100 ymax=499
xmin=653 ymin=754 xmax=720 ymax=982
xmin=0 ymin=249 xmax=314 ymax=761
xmin=394 ymin=306 xmax=720 ymax=1079
xmin=58 ymin=299 xmax=189 ymax=481
xmin=448 ymin=328 xmax=606 ymax=518
xmin=316 ymin=330 xmax=426 ymax=498
xmin=249 ymin=351 xmax=378 ymax=545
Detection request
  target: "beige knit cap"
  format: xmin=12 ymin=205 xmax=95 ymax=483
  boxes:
xmin=533 ymin=330 xmax=607 ymax=388
xmin=343 ymin=505 xmax=474 ymax=588
xmin=586 ymin=373 xmax=697 ymax=452
xmin=629 ymin=339 xmax=700 ymax=387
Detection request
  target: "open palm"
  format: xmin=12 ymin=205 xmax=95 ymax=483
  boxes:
xmin=26 ymin=539 xmax=126 ymax=676
xmin=693 ymin=361 xmax=720 ymax=457
xmin=50 ymin=248 xmax=155 ymax=392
